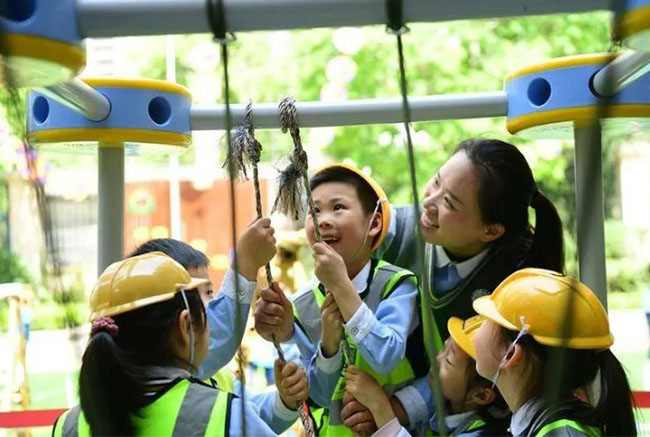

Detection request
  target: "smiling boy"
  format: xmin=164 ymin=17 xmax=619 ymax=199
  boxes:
xmin=286 ymin=163 xmax=428 ymax=436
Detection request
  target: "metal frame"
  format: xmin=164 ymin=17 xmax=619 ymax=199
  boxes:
xmin=75 ymin=0 xmax=610 ymax=36
xmin=190 ymin=92 xmax=508 ymax=129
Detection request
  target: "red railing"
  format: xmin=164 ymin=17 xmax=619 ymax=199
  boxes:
xmin=2 ymin=393 xmax=650 ymax=428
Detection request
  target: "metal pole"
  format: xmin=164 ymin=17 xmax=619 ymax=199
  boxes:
xmin=76 ymin=0 xmax=609 ymax=37
xmin=98 ymin=144 xmax=124 ymax=274
xmin=36 ymin=78 xmax=111 ymax=122
xmin=166 ymin=35 xmax=182 ymax=240
xmin=190 ymin=92 xmax=508 ymax=130
xmin=592 ymin=50 xmax=650 ymax=97
xmin=573 ymin=123 xmax=608 ymax=307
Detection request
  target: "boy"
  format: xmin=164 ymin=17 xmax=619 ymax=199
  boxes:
xmin=129 ymin=223 xmax=308 ymax=433
xmin=265 ymin=163 xmax=428 ymax=435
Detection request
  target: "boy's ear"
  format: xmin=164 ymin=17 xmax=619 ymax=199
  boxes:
xmin=469 ymin=383 xmax=497 ymax=406
xmin=481 ymin=222 xmax=505 ymax=243
xmin=367 ymin=211 xmax=383 ymax=240
xmin=177 ymin=309 xmax=191 ymax=345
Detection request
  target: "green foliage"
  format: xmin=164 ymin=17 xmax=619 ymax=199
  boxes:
xmin=0 ymin=250 xmax=33 ymax=285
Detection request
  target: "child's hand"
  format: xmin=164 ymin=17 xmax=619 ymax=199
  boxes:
xmin=313 ymin=242 xmax=350 ymax=292
xmin=254 ymin=282 xmax=294 ymax=342
xmin=320 ymin=292 xmax=343 ymax=357
xmin=235 ymin=217 xmax=276 ymax=280
xmin=342 ymin=392 xmax=378 ymax=436
xmin=345 ymin=366 xmax=394 ymax=428
xmin=274 ymin=360 xmax=309 ymax=408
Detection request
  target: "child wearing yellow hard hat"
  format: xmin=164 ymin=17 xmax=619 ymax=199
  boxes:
xmin=53 ymin=253 xmax=306 ymax=436
xmin=472 ymin=268 xmax=637 ymax=436
xmin=344 ymin=315 xmax=511 ymax=436
xmin=256 ymin=163 xmax=428 ymax=436
xmin=128 ymin=238 xmax=308 ymax=431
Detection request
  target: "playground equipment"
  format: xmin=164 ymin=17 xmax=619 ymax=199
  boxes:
xmin=0 ymin=0 xmax=645 ymax=301
xmin=2 ymin=0 xmax=650 ymax=431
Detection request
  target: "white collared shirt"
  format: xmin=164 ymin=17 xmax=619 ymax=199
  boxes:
xmin=434 ymin=245 xmax=489 ymax=279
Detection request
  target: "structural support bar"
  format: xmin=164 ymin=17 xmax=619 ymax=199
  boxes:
xmin=190 ymin=92 xmax=508 ymax=130
xmin=98 ymin=145 xmax=125 ymax=274
xmin=592 ymin=50 xmax=650 ymax=97
xmin=573 ymin=123 xmax=608 ymax=307
xmin=76 ymin=0 xmax=609 ymax=37
xmin=36 ymin=78 xmax=111 ymax=122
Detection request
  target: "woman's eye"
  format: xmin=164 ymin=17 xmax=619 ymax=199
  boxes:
xmin=333 ymin=204 xmax=344 ymax=211
xmin=444 ymin=197 xmax=455 ymax=210
xmin=314 ymin=207 xmax=320 ymax=214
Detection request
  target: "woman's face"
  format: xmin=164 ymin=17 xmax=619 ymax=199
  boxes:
xmin=420 ymin=151 xmax=493 ymax=258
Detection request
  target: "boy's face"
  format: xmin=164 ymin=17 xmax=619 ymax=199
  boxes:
xmin=435 ymin=338 xmax=473 ymax=402
xmin=187 ymin=266 xmax=214 ymax=306
xmin=306 ymin=181 xmax=377 ymax=271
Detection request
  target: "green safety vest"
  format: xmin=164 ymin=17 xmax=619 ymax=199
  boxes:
xmin=211 ymin=367 xmax=236 ymax=393
xmin=536 ymin=419 xmax=601 ymax=437
xmin=292 ymin=260 xmax=423 ymax=436
xmin=52 ymin=378 xmax=232 ymax=437
xmin=425 ymin=413 xmax=486 ymax=436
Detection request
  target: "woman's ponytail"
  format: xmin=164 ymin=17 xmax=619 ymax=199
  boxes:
xmin=528 ymin=191 xmax=565 ymax=273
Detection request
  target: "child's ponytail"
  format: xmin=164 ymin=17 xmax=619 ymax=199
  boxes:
xmin=589 ymin=349 xmax=637 ymax=436
xmin=79 ymin=330 xmax=144 ymax=436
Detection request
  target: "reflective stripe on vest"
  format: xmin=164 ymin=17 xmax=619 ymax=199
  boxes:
xmin=54 ymin=379 xmax=231 ymax=437
xmin=536 ymin=419 xmax=601 ymax=437
xmin=292 ymin=260 xmax=418 ymax=436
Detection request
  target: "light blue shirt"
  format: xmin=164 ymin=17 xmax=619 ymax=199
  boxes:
xmin=291 ymin=261 xmax=420 ymax=408
xmin=197 ymin=268 xmax=298 ymax=434
xmin=232 ymin=381 xmax=298 ymax=435
xmin=199 ymin=267 xmax=257 ymax=379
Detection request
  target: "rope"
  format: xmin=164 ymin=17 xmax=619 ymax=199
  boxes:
xmin=230 ymin=101 xmax=315 ymax=436
xmin=385 ymin=0 xmax=448 ymax=433
xmin=206 ymin=0 xmax=246 ymax=433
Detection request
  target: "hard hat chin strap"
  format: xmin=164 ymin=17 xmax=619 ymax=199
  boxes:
xmin=349 ymin=198 xmax=385 ymax=262
xmin=180 ymin=289 xmax=195 ymax=368
xmin=491 ymin=316 xmax=529 ymax=388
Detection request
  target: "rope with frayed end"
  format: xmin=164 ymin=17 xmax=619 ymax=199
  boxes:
xmin=230 ymin=101 xmax=315 ymax=437
xmin=273 ymin=96 xmax=322 ymax=242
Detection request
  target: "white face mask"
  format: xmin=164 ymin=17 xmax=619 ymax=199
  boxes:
xmin=491 ymin=316 xmax=529 ymax=388
xmin=180 ymin=289 xmax=195 ymax=368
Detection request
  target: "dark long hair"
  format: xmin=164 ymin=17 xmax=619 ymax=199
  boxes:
xmin=129 ymin=239 xmax=209 ymax=270
xmin=455 ymin=139 xmax=564 ymax=272
xmin=501 ymin=329 xmax=637 ymax=436
xmin=78 ymin=291 xmax=206 ymax=436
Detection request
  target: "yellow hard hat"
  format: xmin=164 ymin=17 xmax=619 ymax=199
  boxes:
xmin=473 ymin=268 xmax=613 ymax=349
xmin=313 ymin=162 xmax=390 ymax=251
xmin=447 ymin=315 xmax=485 ymax=360
xmin=89 ymin=252 xmax=209 ymax=320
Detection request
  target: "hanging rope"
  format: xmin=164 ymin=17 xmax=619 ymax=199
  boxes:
xmin=385 ymin=0 xmax=448 ymax=434
xmin=227 ymin=101 xmax=316 ymax=437
xmin=205 ymin=0 xmax=248 ymax=434
xmin=275 ymin=97 xmax=357 ymax=368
